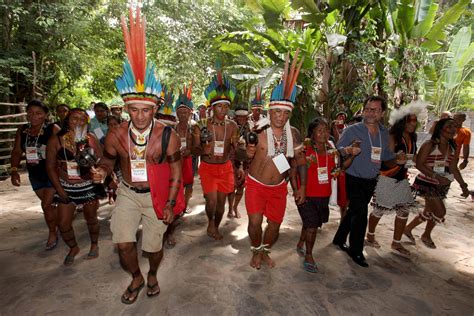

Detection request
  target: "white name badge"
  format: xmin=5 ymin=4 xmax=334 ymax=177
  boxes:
xmin=272 ymin=153 xmax=291 ymax=174
xmin=317 ymin=167 xmax=329 ymax=184
xmin=433 ymin=160 xmax=445 ymax=174
xmin=405 ymin=154 xmax=415 ymax=168
xmin=66 ymin=161 xmax=81 ymax=180
xmin=214 ymin=141 xmax=225 ymax=157
xmin=371 ymin=146 xmax=381 ymax=163
xmin=180 ymin=137 xmax=187 ymax=150
xmin=131 ymin=159 xmax=147 ymax=182
xmin=93 ymin=127 xmax=105 ymax=140
xmin=26 ymin=147 xmax=39 ymax=164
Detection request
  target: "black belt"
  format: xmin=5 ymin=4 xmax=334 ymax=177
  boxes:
xmin=122 ymin=182 xmax=150 ymax=194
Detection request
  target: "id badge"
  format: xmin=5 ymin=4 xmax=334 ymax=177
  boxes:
xmin=317 ymin=167 xmax=329 ymax=184
xmin=180 ymin=137 xmax=187 ymax=150
xmin=272 ymin=153 xmax=291 ymax=174
xmin=66 ymin=161 xmax=81 ymax=180
xmin=26 ymin=147 xmax=39 ymax=164
xmin=93 ymin=127 xmax=105 ymax=140
xmin=214 ymin=141 xmax=225 ymax=157
xmin=405 ymin=154 xmax=415 ymax=168
xmin=131 ymin=159 xmax=147 ymax=182
xmin=371 ymin=146 xmax=381 ymax=163
xmin=433 ymin=160 xmax=445 ymax=174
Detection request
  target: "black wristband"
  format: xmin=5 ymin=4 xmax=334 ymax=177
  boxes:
xmin=166 ymin=199 xmax=176 ymax=206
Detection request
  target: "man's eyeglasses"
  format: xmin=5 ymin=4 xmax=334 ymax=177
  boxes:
xmin=363 ymin=107 xmax=381 ymax=113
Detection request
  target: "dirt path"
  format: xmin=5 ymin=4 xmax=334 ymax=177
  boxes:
xmin=0 ymin=166 xmax=473 ymax=315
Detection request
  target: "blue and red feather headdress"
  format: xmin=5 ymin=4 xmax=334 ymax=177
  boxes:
xmin=269 ymin=49 xmax=303 ymax=111
xmin=175 ymin=81 xmax=194 ymax=111
xmin=115 ymin=6 xmax=162 ymax=106
xmin=251 ymin=85 xmax=264 ymax=109
xmin=204 ymin=62 xmax=236 ymax=107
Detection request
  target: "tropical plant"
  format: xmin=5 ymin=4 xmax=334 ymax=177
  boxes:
xmin=423 ymin=26 xmax=473 ymax=114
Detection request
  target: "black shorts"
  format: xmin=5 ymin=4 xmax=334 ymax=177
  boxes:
xmin=297 ymin=197 xmax=330 ymax=229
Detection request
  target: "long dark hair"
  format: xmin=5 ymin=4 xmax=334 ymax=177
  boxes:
xmin=58 ymin=108 xmax=89 ymax=136
xmin=389 ymin=114 xmax=417 ymax=147
xmin=431 ymin=117 xmax=456 ymax=152
xmin=307 ymin=117 xmax=329 ymax=138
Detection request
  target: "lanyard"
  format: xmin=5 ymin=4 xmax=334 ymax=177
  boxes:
xmin=367 ymin=128 xmax=382 ymax=150
xmin=25 ymin=122 xmax=44 ymax=149
xmin=312 ymin=143 xmax=329 ymax=168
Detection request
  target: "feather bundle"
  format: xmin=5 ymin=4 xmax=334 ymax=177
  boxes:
xmin=269 ymin=49 xmax=304 ymax=110
xmin=115 ymin=5 xmax=162 ymax=105
xmin=204 ymin=62 xmax=237 ymax=106
xmin=175 ymin=81 xmax=194 ymax=110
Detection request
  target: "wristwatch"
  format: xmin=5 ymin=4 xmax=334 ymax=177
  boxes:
xmin=166 ymin=199 xmax=176 ymax=207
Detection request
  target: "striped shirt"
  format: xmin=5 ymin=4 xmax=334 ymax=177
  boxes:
xmin=417 ymin=144 xmax=455 ymax=185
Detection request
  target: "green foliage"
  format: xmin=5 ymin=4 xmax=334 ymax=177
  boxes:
xmin=423 ymin=26 xmax=473 ymax=114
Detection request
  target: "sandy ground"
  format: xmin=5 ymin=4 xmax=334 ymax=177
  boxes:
xmin=0 ymin=166 xmax=473 ymax=315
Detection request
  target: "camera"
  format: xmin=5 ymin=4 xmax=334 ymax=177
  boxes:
xmin=75 ymin=147 xmax=98 ymax=168
xmin=245 ymin=131 xmax=258 ymax=145
xmin=200 ymin=127 xmax=212 ymax=144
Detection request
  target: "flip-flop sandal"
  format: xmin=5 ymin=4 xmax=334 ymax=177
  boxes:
xmin=146 ymin=283 xmax=161 ymax=297
xmin=121 ymin=281 xmax=145 ymax=305
xmin=303 ymin=261 xmax=318 ymax=273
xmin=63 ymin=254 xmax=76 ymax=266
xmin=86 ymin=249 xmax=99 ymax=260
xmin=45 ymin=239 xmax=58 ymax=251
xmin=391 ymin=247 xmax=411 ymax=258
xmin=296 ymin=247 xmax=305 ymax=257
xmin=403 ymin=231 xmax=416 ymax=244
xmin=421 ymin=238 xmax=436 ymax=249
xmin=365 ymin=239 xmax=381 ymax=249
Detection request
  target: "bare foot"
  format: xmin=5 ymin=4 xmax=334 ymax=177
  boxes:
xmin=391 ymin=243 xmax=410 ymax=258
xmin=250 ymin=252 xmax=262 ymax=269
xmin=213 ymin=229 xmax=223 ymax=240
xmin=261 ymin=253 xmax=275 ymax=268
xmin=365 ymin=235 xmax=381 ymax=248
xmin=227 ymin=211 xmax=234 ymax=219
xmin=207 ymin=223 xmax=216 ymax=239
xmin=420 ymin=234 xmax=436 ymax=249
xmin=166 ymin=235 xmax=176 ymax=248
xmin=234 ymin=210 xmax=241 ymax=219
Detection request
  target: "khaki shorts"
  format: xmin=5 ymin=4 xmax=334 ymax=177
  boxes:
xmin=111 ymin=184 xmax=167 ymax=252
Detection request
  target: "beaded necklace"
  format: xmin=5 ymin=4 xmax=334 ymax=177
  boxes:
xmin=272 ymin=126 xmax=287 ymax=157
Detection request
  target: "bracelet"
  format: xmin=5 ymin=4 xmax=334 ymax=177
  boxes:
xmin=166 ymin=199 xmax=176 ymax=207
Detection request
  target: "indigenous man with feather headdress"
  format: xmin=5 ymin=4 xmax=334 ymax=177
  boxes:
xmin=192 ymin=65 xmax=244 ymax=240
xmin=244 ymin=50 xmax=307 ymax=269
xmin=91 ymin=6 xmax=184 ymax=304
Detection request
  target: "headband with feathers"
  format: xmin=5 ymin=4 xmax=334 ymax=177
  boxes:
xmin=115 ymin=6 xmax=162 ymax=106
xmin=251 ymin=86 xmax=264 ymax=109
xmin=389 ymin=100 xmax=428 ymax=126
xmin=175 ymin=81 xmax=194 ymax=111
xmin=204 ymin=61 xmax=237 ymax=107
xmin=159 ymin=85 xmax=176 ymax=116
xmin=269 ymin=49 xmax=303 ymax=111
